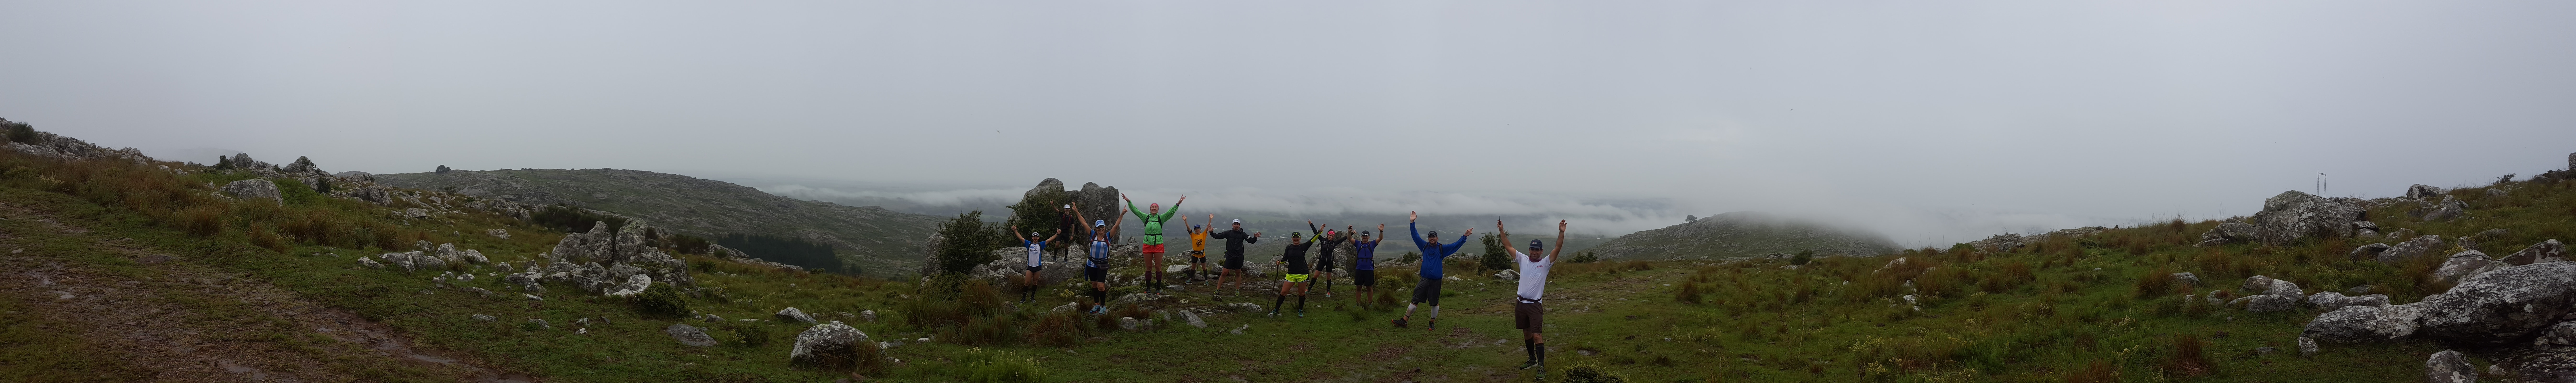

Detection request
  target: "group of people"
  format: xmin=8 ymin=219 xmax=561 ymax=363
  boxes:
xmin=1009 ymin=196 xmax=1569 ymax=374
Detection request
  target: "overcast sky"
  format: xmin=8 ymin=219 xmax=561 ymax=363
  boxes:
xmin=5 ymin=1 xmax=2573 ymax=246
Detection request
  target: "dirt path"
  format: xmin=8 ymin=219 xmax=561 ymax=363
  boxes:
xmin=0 ymin=202 xmax=533 ymax=383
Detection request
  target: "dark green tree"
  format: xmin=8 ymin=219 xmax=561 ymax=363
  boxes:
xmin=1478 ymin=233 xmax=1509 ymax=271
xmin=1792 ymin=249 xmax=1815 ymax=265
xmin=1003 ymin=189 xmax=1071 ymax=241
xmin=932 ymin=210 xmax=1006 ymax=276
xmin=3 ymin=121 xmax=34 ymax=144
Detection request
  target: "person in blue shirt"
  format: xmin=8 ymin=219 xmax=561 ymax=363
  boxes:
xmin=1350 ymin=223 xmax=1385 ymax=306
xmin=1010 ymin=225 xmax=1060 ymax=303
xmin=1393 ymin=211 xmax=1471 ymax=330
xmin=1072 ymin=203 xmax=1125 ymax=315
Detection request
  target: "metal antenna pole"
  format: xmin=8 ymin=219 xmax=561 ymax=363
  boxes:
xmin=2316 ymin=173 xmax=2329 ymax=197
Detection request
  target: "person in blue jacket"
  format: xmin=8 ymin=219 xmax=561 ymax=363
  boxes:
xmin=1393 ymin=211 xmax=1472 ymax=330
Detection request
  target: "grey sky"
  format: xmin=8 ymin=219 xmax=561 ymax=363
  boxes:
xmin=5 ymin=1 xmax=2573 ymax=246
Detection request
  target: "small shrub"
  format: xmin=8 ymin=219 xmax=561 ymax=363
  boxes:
xmin=959 ymin=280 xmax=1004 ymax=317
xmin=1790 ymin=250 xmax=1813 ymax=265
xmin=631 ymin=283 xmax=688 ymax=319
xmin=1675 ymin=282 xmax=1702 ymax=304
xmin=1026 ymin=309 xmax=1090 ymax=347
xmin=248 ymin=227 xmax=289 ymax=253
xmin=1562 ymin=361 xmax=1629 ymax=383
xmin=2160 ymin=334 xmax=2215 ymax=377
xmin=729 ymin=323 xmax=773 ymax=347
xmin=932 ymin=348 xmax=1047 ymax=383
xmin=179 ymin=205 xmax=223 ymax=237
xmin=3 ymin=121 xmax=34 ymax=144
xmin=2134 ymin=267 xmax=2176 ymax=297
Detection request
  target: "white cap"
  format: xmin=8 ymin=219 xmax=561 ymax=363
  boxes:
xmin=1231 ymin=219 xmax=1242 ymax=223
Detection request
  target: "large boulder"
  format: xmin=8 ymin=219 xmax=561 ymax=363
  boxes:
xmin=2307 ymin=292 xmax=2392 ymax=311
xmin=2415 ymin=262 xmax=2576 ymax=344
xmin=221 ymin=179 xmax=284 ymax=203
xmin=2250 ymin=191 xmax=2369 ymax=246
xmin=2244 ymin=294 xmax=2298 ymax=313
xmin=2423 ymin=196 xmax=2468 ymax=222
xmin=2408 ymin=184 xmax=2447 ymax=200
xmin=2536 ymin=321 xmax=2576 ymax=350
xmin=2350 ymin=243 xmax=2394 ymax=262
xmin=2427 ymin=349 xmax=2477 ymax=383
xmin=2240 ymin=275 xmax=2302 ymax=297
xmin=2196 ymin=222 xmax=2260 ymax=247
xmin=2351 ymin=220 xmax=2383 ymax=238
xmin=2496 ymin=346 xmax=2576 ymax=383
xmin=2303 ymin=303 xmax=2428 ymax=343
xmin=2433 ymin=251 xmax=2506 ymax=284
xmin=788 ymin=323 xmax=870 ymax=368
xmin=2381 ymin=235 xmax=2448 ymax=264
xmin=2505 ymin=240 xmax=2570 ymax=266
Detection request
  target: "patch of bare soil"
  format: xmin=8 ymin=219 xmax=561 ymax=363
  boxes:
xmin=0 ymin=203 xmax=533 ymax=383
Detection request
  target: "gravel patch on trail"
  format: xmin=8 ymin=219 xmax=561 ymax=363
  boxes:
xmin=0 ymin=201 xmax=531 ymax=383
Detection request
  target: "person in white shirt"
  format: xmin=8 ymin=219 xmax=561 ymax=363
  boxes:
xmin=1011 ymin=226 xmax=1059 ymax=303
xmin=1497 ymin=219 xmax=1565 ymax=375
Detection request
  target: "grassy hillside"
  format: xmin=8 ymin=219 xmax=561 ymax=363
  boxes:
xmin=4 ymin=124 xmax=2572 ymax=382
xmin=374 ymin=169 xmax=941 ymax=277
xmin=1587 ymin=211 xmax=1900 ymax=261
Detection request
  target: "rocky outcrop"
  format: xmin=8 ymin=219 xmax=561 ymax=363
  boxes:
xmin=2422 ymin=196 xmax=2468 ymax=222
xmin=0 ymin=119 xmax=147 ymax=161
xmin=2196 ymin=222 xmax=2260 ymax=247
xmin=2307 ymin=291 xmax=2392 ymax=311
xmin=2352 ymin=220 xmax=2382 ymax=238
xmin=2427 ymin=350 xmax=2477 ymax=383
xmin=788 ymin=323 xmax=869 ymax=368
xmin=545 ymin=220 xmax=695 ymax=292
xmin=2415 ymin=262 xmax=2576 ymax=344
xmin=2249 ymin=191 xmax=2369 ymax=245
xmin=1588 ymin=211 xmax=1901 ymax=260
xmin=221 ymin=179 xmax=283 ymax=203
xmin=2303 ymin=304 xmax=2427 ymax=343
xmin=2380 ymin=235 xmax=2448 ymax=264
xmin=2409 ymin=184 xmax=2447 ymax=200
xmin=2351 ymin=243 xmax=2394 ymax=262
xmin=2537 ymin=321 xmax=2576 ymax=350
xmin=2505 ymin=240 xmax=2570 ymax=266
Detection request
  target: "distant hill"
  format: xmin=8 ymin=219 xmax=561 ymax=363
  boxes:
xmin=1585 ymin=211 xmax=1898 ymax=260
xmin=375 ymin=169 xmax=941 ymax=277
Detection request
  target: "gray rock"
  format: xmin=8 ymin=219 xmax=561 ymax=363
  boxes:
xmin=2197 ymin=222 xmax=2260 ymax=247
xmin=2254 ymin=346 xmax=2277 ymax=355
xmin=2246 ymin=294 xmax=2298 ymax=313
xmin=2536 ymin=321 xmax=2576 ymax=350
xmin=604 ymin=275 xmax=653 ymax=297
xmin=2424 ymin=196 xmax=2468 ymax=222
xmin=1182 ymin=310 xmax=1207 ymax=328
xmin=2351 ymin=243 xmax=2395 ymax=262
xmin=528 ymin=318 xmax=552 ymax=330
xmin=402 ymin=208 xmax=429 ymax=219
xmin=1118 ymin=317 xmax=1141 ymax=331
xmin=463 ymin=287 xmax=494 ymax=297
xmin=2382 ymin=236 xmax=2448 ymax=264
xmin=1221 ymin=302 xmax=1262 ymax=312
xmin=788 ymin=323 xmax=867 ymax=367
xmin=2427 ymin=349 xmax=2476 ymax=383
xmin=2308 ymin=291 xmax=2393 ymax=311
xmin=2409 ymin=184 xmax=2447 ymax=200
xmin=221 ymin=179 xmax=283 ymax=203
xmin=486 ymin=228 xmax=511 ymax=239
xmin=2241 ymin=275 xmax=2299 ymax=296
xmin=2302 ymin=304 xmax=2427 ymax=343
xmin=2434 ymin=251 xmax=2505 ymax=284
xmin=701 ymin=313 xmax=725 ymax=322
xmin=776 ymin=307 xmax=817 ymax=324
xmin=2416 ymin=262 xmax=2576 ymax=344
xmin=2504 ymin=240 xmax=2570 ymax=266
xmin=2497 ymin=346 xmax=2576 ymax=383
xmin=2352 ymin=220 xmax=2383 ymax=238
xmin=2349 ymin=285 xmax=2376 ymax=295
xmin=860 ymin=310 xmax=877 ymax=322
xmin=1230 ymin=324 xmax=1248 ymax=335
xmin=357 ymin=256 xmax=383 ymax=269
xmin=2171 ymin=272 xmax=2202 ymax=287
xmin=2268 ymin=279 xmax=2305 ymax=297
xmin=2250 ymin=191 xmax=2369 ymax=246
xmin=471 ymin=314 xmax=496 ymax=321
xmin=2390 ymin=228 xmax=2420 ymax=242
xmin=665 ymin=324 xmax=718 ymax=347
xmin=2298 ymin=337 xmax=2319 ymax=357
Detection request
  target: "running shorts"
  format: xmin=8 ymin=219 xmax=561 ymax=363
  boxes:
xmin=1410 ymin=278 xmax=1443 ymax=306
xmin=1224 ymin=255 xmax=1245 ymax=270
xmin=1283 ymin=273 xmax=1310 ymax=283
xmin=1189 ymin=250 xmax=1206 ymax=259
xmin=1085 ymin=265 xmax=1106 ymax=282
xmin=1027 ymin=265 xmax=1043 ymax=273
xmin=1514 ymin=301 xmax=1545 ymax=333
xmin=1355 ymin=270 xmax=1377 ymax=287
xmin=1143 ymin=244 xmax=1165 ymax=253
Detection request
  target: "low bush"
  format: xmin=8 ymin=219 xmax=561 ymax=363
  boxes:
xmin=630 ymin=283 xmax=688 ymax=319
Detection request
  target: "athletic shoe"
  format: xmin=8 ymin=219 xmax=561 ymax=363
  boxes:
xmin=1534 ymin=367 xmax=1546 ymax=381
xmin=1392 ymin=318 xmax=1408 ymax=328
xmin=1520 ymin=361 xmax=1539 ymax=370
xmin=1296 ymin=309 xmax=1305 ymax=318
xmin=1426 ymin=321 xmax=1438 ymax=330
xmin=1089 ymin=305 xmax=1107 ymax=315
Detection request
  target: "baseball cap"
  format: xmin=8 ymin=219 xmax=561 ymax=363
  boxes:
xmin=1231 ymin=219 xmax=1241 ymax=224
xmin=1427 ymin=230 xmax=1438 ymax=237
xmin=1093 ymin=220 xmax=1106 ymax=227
xmin=1528 ymin=239 xmax=1544 ymax=251
xmin=1061 ymin=204 xmax=1071 ymax=209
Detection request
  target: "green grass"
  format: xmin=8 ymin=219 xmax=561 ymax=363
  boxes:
xmin=1 ymin=137 xmax=2571 ymax=382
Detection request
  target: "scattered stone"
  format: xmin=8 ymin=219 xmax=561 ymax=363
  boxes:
xmin=2426 ymin=349 xmax=2476 ymax=383
xmin=1495 ymin=269 xmax=1518 ymax=281
xmin=1230 ymin=324 xmax=1248 ymax=335
xmin=523 ymin=294 xmax=543 ymax=301
xmin=486 ymin=228 xmax=511 ymax=239
xmin=2535 ymin=321 xmax=2576 ymax=350
xmin=463 ymin=287 xmax=494 ymax=297
xmin=702 ymin=314 xmax=725 ymax=322
xmin=357 ymin=256 xmax=383 ymax=269
xmin=1182 ymin=310 xmax=1207 ymax=328
xmin=471 ymin=314 xmax=496 ymax=321
xmin=1118 ymin=317 xmax=1141 ymax=331
xmin=528 ymin=319 xmax=552 ymax=330
xmin=860 ymin=310 xmax=877 ymax=322
xmin=1220 ymin=302 xmax=1262 ymax=312
xmin=2245 ymin=295 xmax=2298 ymax=313
xmin=2298 ymin=337 xmax=2319 ymax=357
xmin=788 ymin=323 xmax=867 ymax=367
xmin=2432 ymin=250 xmax=2504 ymax=284
xmin=2254 ymin=346 xmax=2276 ymax=355
xmin=2503 ymin=239 xmax=2569 ymax=266
xmin=2348 ymin=285 xmax=2376 ymax=295
xmin=2171 ymin=272 xmax=2202 ymax=287
xmin=2408 ymin=184 xmax=2447 ymax=200
xmin=2423 ymin=196 xmax=2468 ymax=222
xmin=2196 ymin=221 xmax=2259 ymax=247
xmin=776 ymin=307 xmax=817 ymax=324
xmin=2349 ymin=243 xmax=2394 ymax=262
xmin=2352 ymin=220 xmax=2383 ymax=238
xmin=2379 ymin=235 xmax=2447 ymax=264
xmin=1051 ymin=302 xmax=1078 ymax=312
xmin=2302 ymin=304 xmax=2427 ymax=343
xmin=666 ymin=324 xmax=718 ymax=347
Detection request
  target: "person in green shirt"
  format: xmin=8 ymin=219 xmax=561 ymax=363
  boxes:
xmin=1124 ymin=194 xmax=1184 ymax=294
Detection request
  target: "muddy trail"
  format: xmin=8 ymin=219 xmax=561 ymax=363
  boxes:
xmin=0 ymin=201 xmax=534 ymax=383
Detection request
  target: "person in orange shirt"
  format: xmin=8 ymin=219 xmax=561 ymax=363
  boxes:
xmin=1182 ymin=214 xmax=1213 ymax=284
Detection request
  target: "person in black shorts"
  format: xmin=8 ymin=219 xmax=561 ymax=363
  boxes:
xmin=1499 ymin=219 xmax=1565 ymax=374
xmin=1207 ymin=218 xmax=1260 ymax=293
xmin=1351 ymin=223 xmax=1385 ymax=305
xmin=1307 ymin=221 xmax=1348 ymax=298
xmin=1395 ymin=211 xmax=1470 ymax=330
xmin=1183 ymin=214 xmax=1212 ymax=282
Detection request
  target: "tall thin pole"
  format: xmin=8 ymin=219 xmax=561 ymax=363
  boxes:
xmin=2316 ymin=173 xmax=2329 ymax=197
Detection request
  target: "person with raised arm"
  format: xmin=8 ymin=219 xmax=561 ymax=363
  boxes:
xmin=1180 ymin=213 xmax=1210 ymax=283
xmin=1351 ymin=223 xmax=1385 ymax=305
xmin=1207 ymin=217 xmax=1261 ymax=293
xmin=1010 ymin=225 xmax=1059 ymax=303
xmin=1055 ymin=204 xmax=1080 ymax=263
xmin=1072 ymin=203 xmax=1125 ymax=314
xmin=1308 ymin=221 xmax=1350 ymax=298
xmin=1271 ymin=229 xmax=1317 ymax=317
xmin=1393 ymin=211 xmax=1471 ymax=330
xmin=1499 ymin=220 xmax=1567 ymax=375
xmin=1124 ymin=194 xmax=1184 ymax=294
